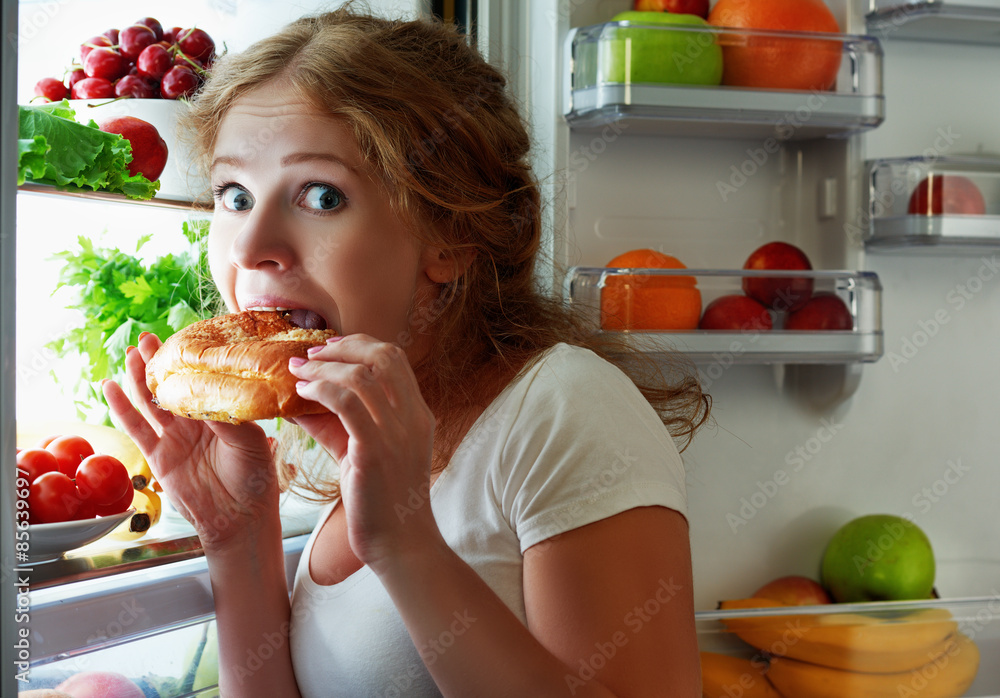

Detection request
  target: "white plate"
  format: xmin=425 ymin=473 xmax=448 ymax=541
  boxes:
xmin=27 ymin=508 xmax=135 ymax=562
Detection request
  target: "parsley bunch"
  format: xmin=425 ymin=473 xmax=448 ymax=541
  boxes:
xmin=47 ymin=220 xmax=221 ymax=422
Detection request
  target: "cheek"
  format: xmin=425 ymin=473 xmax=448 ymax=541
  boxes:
xmin=207 ymin=226 xmax=237 ymax=308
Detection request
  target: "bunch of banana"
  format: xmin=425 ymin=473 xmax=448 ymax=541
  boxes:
xmin=108 ymin=488 xmax=162 ymax=541
xmin=766 ymin=632 xmax=980 ymax=698
xmin=700 ymin=652 xmax=779 ymax=698
xmin=716 ymin=598 xmax=980 ymax=696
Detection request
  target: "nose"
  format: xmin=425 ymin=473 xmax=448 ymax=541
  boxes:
xmin=227 ymin=202 xmax=295 ymax=272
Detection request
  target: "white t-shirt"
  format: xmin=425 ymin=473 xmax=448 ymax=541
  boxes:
xmin=289 ymin=343 xmax=688 ymax=697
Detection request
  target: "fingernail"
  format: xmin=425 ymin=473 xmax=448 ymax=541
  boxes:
xmin=307 ymin=345 xmax=324 ymax=355
xmin=138 ymin=331 xmax=150 ymax=340
xmin=126 ymin=345 xmax=136 ymax=355
xmin=289 ymin=356 xmax=306 ymax=367
xmin=296 ymin=380 xmax=309 ymax=388
xmin=327 ymin=335 xmax=343 ymax=343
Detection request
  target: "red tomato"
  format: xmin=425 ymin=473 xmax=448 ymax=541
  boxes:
xmin=75 ymin=454 xmax=131 ymax=507
xmin=96 ymin=486 xmax=134 ymax=516
xmin=74 ymin=497 xmax=98 ymax=521
xmin=46 ymin=435 xmax=95 ymax=477
xmin=16 ymin=448 xmax=59 ymax=484
xmin=29 ymin=472 xmax=82 ymax=523
xmin=35 ymin=433 xmax=61 ymax=449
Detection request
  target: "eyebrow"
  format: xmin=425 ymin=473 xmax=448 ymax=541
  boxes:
xmin=210 ymin=152 xmax=358 ymax=173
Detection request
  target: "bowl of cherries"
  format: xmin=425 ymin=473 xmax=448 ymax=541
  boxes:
xmin=33 ymin=17 xmax=217 ymax=102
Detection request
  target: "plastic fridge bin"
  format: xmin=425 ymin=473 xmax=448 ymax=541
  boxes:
xmin=565 ymin=267 xmax=883 ymax=364
xmin=865 ymin=156 xmax=1000 ymax=252
xmin=697 ymin=596 xmax=999 ymax=696
xmin=867 ymin=0 xmax=1000 ymax=45
xmin=564 ymin=20 xmax=884 ymax=139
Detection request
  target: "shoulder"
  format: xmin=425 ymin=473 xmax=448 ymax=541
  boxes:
xmin=515 ymin=343 xmax=639 ymax=405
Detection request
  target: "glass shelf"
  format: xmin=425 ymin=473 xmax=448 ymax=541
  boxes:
xmin=865 ymin=156 xmax=1000 ymax=253
xmin=867 ymin=1 xmax=1000 ymax=44
xmin=564 ymin=21 xmax=884 ymax=139
xmin=565 ymin=267 xmax=883 ymax=364
xmin=17 ymin=182 xmax=211 ymax=211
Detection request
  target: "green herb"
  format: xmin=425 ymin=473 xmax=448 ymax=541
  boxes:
xmin=47 ymin=220 xmax=221 ymax=423
xmin=18 ymin=100 xmax=159 ymax=200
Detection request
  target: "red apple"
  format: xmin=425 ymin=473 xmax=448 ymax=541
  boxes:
xmin=55 ymin=671 xmax=145 ymax=698
xmin=634 ymin=0 xmax=710 ymax=18
xmin=742 ymin=242 xmax=814 ymax=313
xmin=907 ymin=174 xmax=986 ymax=216
xmin=784 ymin=292 xmax=852 ymax=331
xmin=698 ymin=294 xmax=772 ymax=331
xmin=97 ymin=116 xmax=168 ymax=182
xmin=753 ymin=575 xmax=832 ymax=606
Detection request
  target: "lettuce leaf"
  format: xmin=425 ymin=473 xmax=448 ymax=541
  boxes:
xmin=17 ymin=100 xmax=160 ymax=200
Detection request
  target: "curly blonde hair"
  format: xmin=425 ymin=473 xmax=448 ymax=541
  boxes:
xmin=183 ymin=4 xmax=710 ymax=499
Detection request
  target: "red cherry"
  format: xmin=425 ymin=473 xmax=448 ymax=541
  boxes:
xmin=135 ymin=17 xmax=164 ymax=41
xmin=84 ymin=46 xmax=128 ymax=81
xmin=137 ymin=44 xmax=173 ymax=80
xmin=119 ymin=24 xmax=157 ymax=62
xmin=71 ymin=77 xmax=114 ymax=99
xmin=66 ymin=67 xmax=87 ymax=90
xmin=115 ymin=74 xmax=155 ymax=99
xmin=103 ymin=28 xmax=120 ymax=44
xmin=34 ymin=77 xmax=68 ymax=102
xmin=80 ymin=34 xmax=112 ymax=63
xmin=176 ymin=27 xmax=215 ymax=63
xmin=160 ymin=65 xmax=199 ymax=99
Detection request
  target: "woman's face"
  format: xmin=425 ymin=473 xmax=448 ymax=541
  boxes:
xmin=208 ymin=80 xmax=445 ymax=361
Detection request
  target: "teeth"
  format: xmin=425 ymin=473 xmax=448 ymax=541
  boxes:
xmin=246 ymin=306 xmax=291 ymax=312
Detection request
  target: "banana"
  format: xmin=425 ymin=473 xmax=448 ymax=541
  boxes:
xmin=17 ymin=420 xmax=153 ymax=490
xmin=108 ymin=488 xmax=162 ymax=541
xmin=765 ymin=632 xmax=979 ymax=698
xmin=700 ymin=652 xmax=780 ymax=698
xmin=718 ymin=598 xmax=958 ymax=673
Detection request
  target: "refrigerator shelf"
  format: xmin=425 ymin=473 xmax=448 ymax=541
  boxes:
xmin=564 ymin=22 xmax=884 ymax=140
xmin=865 ymin=156 xmax=1000 ymax=253
xmin=867 ymin=0 xmax=1000 ymax=44
xmin=566 ymin=267 xmax=883 ymax=365
xmin=17 ymin=181 xmax=211 ymax=211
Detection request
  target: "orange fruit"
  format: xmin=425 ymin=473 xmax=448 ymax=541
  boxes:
xmin=601 ymin=249 xmax=702 ymax=331
xmin=707 ymin=0 xmax=842 ymax=91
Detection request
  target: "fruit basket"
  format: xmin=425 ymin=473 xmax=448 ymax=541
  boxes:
xmin=565 ymin=267 xmax=883 ymax=364
xmin=564 ymin=21 xmax=884 ymax=139
xmin=695 ymin=596 xmax=999 ymax=696
xmin=867 ymin=0 xmax=1000 ymax=45
xmin=864 ymin=156 xmax=1000 ymax=253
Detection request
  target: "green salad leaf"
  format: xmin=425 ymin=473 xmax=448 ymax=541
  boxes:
xmin=47 ymin=219 xmax=221 ymax=423
xmin=18 ymin=100 xmax=160 ymax=200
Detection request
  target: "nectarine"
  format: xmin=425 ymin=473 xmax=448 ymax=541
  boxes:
xmin=698 ymin=294 xmax=772 ymax=331
xmin=784 ymin=292 xmax=852 ymax=331
xmin=742 ymin=242 xmax=814 ymax=312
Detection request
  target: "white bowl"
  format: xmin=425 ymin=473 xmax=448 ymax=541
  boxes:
xmin=27 ymin=508 xmax=135 ymax=562
xmin=67 ymin=98 xmax=210 ymax=204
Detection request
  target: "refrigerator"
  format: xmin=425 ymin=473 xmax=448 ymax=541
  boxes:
xmin=5 ymin=0 xmax=1000 ymax=695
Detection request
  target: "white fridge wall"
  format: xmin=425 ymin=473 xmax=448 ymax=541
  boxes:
xmin=515 ymin=0 xmax=1000 ymax=611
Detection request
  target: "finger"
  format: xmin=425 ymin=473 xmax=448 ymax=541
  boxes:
xmin=124 ymin=343 xmax=175 ymax=432
xmin=136 ymin=331 xmax=163 ymax=363
xmin=292 ymin=412 xmax=349 ymax=460
xmin=293 ymin=369 xmax=384 ymax=446
xmin=302 ymin=335 xmax=423 ymax=414
xmin=102 ymin=378 xmax=163 ymax=461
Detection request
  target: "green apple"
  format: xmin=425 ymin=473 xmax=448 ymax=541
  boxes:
xmin=601 ymin=11 xmax=723 ymax=86
xmin=820 ymin=514 xmax=936 ymax=603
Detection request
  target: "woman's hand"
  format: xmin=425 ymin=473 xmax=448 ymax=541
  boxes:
xmin=289 ymin=335 xmax=439 ymax=570
xmin=102 ymin=332 xmax=281 ymax=552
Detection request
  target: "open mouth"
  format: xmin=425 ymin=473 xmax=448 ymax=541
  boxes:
xmin=246 ymin=306 xmax=328 ymax=330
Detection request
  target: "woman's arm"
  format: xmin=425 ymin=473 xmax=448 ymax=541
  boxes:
xmin=103 ymin=334 xmax=303 ymax=698
xmin=372 ymin=506 xmax=701 ymax=697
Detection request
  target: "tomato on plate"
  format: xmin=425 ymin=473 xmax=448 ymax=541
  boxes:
xmin=16 ymin=448 xmax=59 ymax=484
xmin=29 ymin=471 xmax=82 ymax=523
xmin=46 ymin=435 xmax=95 ymax=478
xmin=75 ymin=454 xmax=131 ymax=507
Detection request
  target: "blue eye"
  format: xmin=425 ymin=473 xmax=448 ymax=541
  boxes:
xmin=301 ymin=184 xmax=343 ymax=212
xmin=217 ymin=184 xmax=254 ymax=212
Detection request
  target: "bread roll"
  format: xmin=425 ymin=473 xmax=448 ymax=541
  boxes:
xmin=146 ymin=310 xmax=338 ymax=424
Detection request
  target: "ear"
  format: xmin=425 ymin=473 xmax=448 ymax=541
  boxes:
xmin=422 ymin=246 xmax=476 ymax=284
